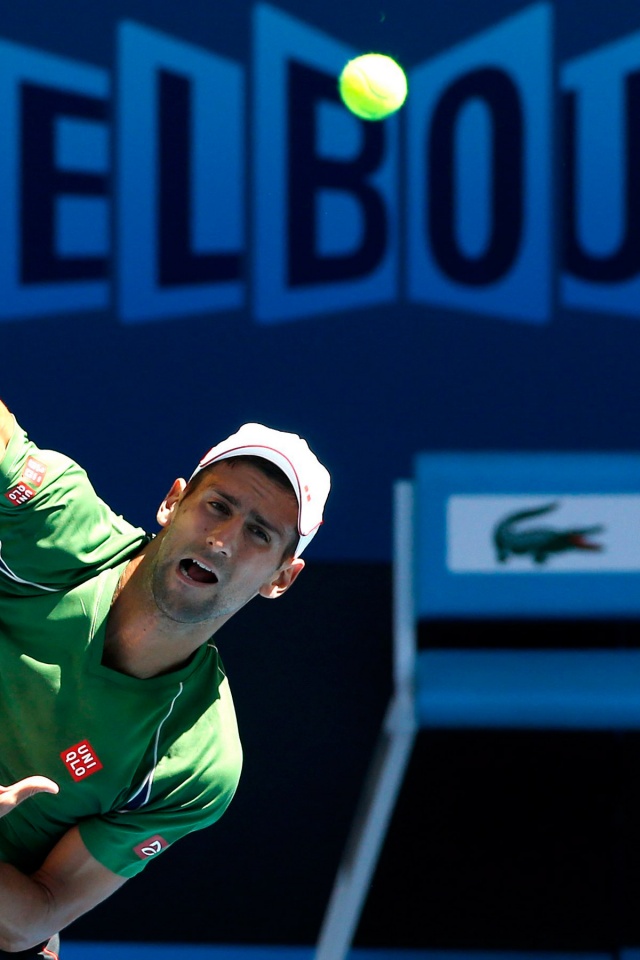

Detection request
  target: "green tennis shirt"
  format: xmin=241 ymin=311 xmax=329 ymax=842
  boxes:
xmin=0 ymin=421 xmax=242 ymax=878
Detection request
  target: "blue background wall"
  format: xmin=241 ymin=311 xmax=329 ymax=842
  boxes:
xmin=2 ymin=0 xmax=640 ymax=564
xmin=2 ymin=0 xmax=640 ymax=951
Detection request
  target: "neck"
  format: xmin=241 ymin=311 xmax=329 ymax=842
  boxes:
xmin=103 ymin=538 xmax=225 ymax=679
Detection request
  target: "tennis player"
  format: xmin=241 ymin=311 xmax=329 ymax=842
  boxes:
xmin=0 ymin=398 xmax=330 ymax=958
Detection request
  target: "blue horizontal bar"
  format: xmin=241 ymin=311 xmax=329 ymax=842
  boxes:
xmin=60 ymin=947 xmax=433 ymax=960
xmin=57 ymin=948 xmax=618 ymax=960
xmin=416 ymin=649 xmax=640 ymax=729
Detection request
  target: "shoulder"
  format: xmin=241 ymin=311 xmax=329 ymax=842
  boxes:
xmin=0 ymin=420 xmax=148 ymax=591
xmin=0 ymin=420 xmax=79 ymax=501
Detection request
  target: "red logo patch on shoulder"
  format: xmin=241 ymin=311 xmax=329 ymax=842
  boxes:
xmin=22 ymin=457 xmax=47 ymax=488
xmin=134 ymin=835 xmax=169 ymax=859
xmin=61 ymin=740 xmax=103 ymax=781
xmin=4 ymin=482 xmax=36 ymax=506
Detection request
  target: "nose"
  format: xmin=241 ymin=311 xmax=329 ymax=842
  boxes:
xmin=207 ymin=515 xmax=242 ymax=557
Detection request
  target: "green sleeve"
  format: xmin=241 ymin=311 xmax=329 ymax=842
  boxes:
xmin=78 ymin=772 xmax=239 ymax=878
xmin=0 ymin=421 xmax=148 ymax=594
xmin=79 ymin=677 xmax=243 ymax=877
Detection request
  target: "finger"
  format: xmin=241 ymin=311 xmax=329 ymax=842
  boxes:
xmin=0 ymin=776 xmax=59 ymax=811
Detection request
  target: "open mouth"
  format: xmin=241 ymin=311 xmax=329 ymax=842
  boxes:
xmin=179 ymin=559 xmax=219 ymax=585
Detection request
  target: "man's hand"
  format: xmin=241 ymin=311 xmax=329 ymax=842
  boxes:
xmin=0 ymin=777 xmax=59 ymax=818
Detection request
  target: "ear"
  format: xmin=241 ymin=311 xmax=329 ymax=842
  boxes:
xmin=259 ymin=558 xmax=305 ymax=600
xmin=156 ymin=478 xmax=188 ymax=528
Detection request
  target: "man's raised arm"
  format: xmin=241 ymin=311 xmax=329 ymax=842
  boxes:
xmin=0 ymin=399 xmax=14 ymax=457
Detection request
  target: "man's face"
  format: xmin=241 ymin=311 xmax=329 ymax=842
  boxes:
xmin=150 ymin=459 xmax=303 ymax=626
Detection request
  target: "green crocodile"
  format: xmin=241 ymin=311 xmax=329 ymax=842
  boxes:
xmin=493 ymin=502 xmax=604 ymax=564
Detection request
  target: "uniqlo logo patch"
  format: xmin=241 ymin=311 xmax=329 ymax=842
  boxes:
xmin=134 ymin=835 xmax=169 ymax=859
xmin=4 ymin=482 xmax=36 ymax=506
xmin=22 ymin=457 xmax=47 ymax=488
xmin=61 ymin=740 xmax=103 ymax=781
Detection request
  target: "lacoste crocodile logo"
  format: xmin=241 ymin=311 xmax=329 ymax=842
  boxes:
xmin=493 ymin=502 xmax=604 ymax=564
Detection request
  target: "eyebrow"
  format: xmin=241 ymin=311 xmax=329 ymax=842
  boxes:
xmin=210 ymin=488 xmax=286 ymax=539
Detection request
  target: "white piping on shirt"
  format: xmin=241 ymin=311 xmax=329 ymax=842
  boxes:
xmin=0 ymin=539 xmax=57 ymax=592
xmin=117 ymin=682 xmax=185 ymax=812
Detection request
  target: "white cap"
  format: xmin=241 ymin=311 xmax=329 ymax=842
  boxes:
xmin=190 ymin=423 xmax=331 ymax=557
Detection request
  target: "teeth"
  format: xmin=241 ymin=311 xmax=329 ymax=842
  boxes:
xmin=193 ymin=558 xmax=214 ymax=573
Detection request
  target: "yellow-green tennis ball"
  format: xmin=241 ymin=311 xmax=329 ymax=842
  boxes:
xmin=339 ymin=53 xmax=408 ymax=120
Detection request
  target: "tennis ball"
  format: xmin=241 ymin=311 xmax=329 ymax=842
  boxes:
xmin=338 ymin=53 xmax=408 ymax=121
